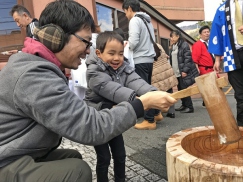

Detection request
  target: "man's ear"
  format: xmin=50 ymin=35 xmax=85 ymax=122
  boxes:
xmin=96 ymin=49 xmax=101 ymax=58
xmin=23 ymin=12 xmax=29 ymax=19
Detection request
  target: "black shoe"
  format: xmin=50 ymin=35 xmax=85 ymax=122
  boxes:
xmin=175 ymin=105 xmax=186 ymax=111
xmin=202 ymin=101 xmax=206 ymax=108
xmin=166 ymin=113 xmax=175 ymax=118
xmin=180 ymin=108 xmax=194 ymax=113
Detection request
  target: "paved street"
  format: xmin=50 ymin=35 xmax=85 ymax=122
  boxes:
xmin=59 ymin=138 xmax=167 ymax=182
xmin=59 ymin=85 xmax=235 ymax=181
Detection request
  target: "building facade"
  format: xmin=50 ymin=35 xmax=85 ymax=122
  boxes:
xmin=147 ymin=0 xmax=204 ymax=24
xmin=0 ymin=0 xmax=197 ymax=68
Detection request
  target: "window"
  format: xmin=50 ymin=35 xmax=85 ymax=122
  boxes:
xmin=96 ymin=4 xmax=115 ymax=31
xmin=160 ymin=37 xmax=170 ymax=55
xmin=0 ymin=0 xmax=22 ymax=52
xmin=0 ymin=0 xmax=19 ymax=35
xmin=117 ymin=10 xmax=128 ymax=40
xmin=96 ymin=3 xmax=129 ymax=40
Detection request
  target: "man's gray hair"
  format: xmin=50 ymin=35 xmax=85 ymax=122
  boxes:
xmin=10 ymin=4 xmax=31 ymax=17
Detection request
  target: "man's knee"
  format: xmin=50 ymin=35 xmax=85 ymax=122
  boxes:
xmin=64 ymin=149 xmax=82 ymax=159
xmin=72 ymin=159 xmax=92 ymax=182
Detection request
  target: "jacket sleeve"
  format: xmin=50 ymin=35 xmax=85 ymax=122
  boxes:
xmin=87 ymin=65 xmax=136 ymax=103
xmin=125 ymin=71 xmax=157 ymax=96
xmin=182 ymin=42 xmax=193 ymax=73
xmin=14 ymin=64 xmax=137 ymax=146
xmin=128 ymin=17 xmax=141 ymax=51
xmin=192 ymin=42 xmax=201 ymax=65
xmin=208 ymin=7 xmax=224 ymax=56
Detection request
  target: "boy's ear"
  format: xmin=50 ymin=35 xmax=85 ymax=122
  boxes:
xmin=96 ymin=49 xmax=101 ymax=58
xmin=128 ymin=6 xmax=132 ymax=12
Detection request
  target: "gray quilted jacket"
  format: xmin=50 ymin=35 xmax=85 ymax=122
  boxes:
xmin=85 ymin=52 xmax=157 ymax=110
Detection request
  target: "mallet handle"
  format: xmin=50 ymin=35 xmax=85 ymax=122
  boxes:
xmin=171 ymin=77 xmax=228 ymax=99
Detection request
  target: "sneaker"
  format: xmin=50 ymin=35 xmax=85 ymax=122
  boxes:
xmin=134 ymin=120 xmax=156 ymax=130
xmin=154 ymin=112 xmax=163 ymax=122
xmin=202 ymin=102 xmax=206 ymax=108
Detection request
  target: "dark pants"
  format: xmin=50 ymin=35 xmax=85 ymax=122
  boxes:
xmin=135 ymin=63 xmax=160 ymax=122
xmin=167 ymin=88 xmax=175 ymax=113
xmin=94 ymin=104 xmax=126 ymax=182
xmin=228 ymin=50 xmax=243 ymax=126
xmin=177 ymin=76 xmax=193 ymax=109
xmin=0 ymin=149 xmax=92 ymax=182
xmin=94 ymin=134 xmax=126 ymax=182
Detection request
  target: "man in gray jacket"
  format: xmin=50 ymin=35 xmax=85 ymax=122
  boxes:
xmin=0 ymin=0 xmax=176 ymax=181
xmin=122 ymin=0 xmax=159 ymax=130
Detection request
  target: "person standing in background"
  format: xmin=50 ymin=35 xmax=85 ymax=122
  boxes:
xmin=10 ymin=4 xmax=39 ymax=38
xmin=170 ymin=30 xmax=199 ymax=113
xmin=208 ymin=0 xmax=243 ymax=126
xmin=6 ymin=4 xmax=39 ymax=55
xmin=122 ymin=0 xmax=163 ymax=130
xmin=192 ymin=25 xmax=215 ymax=107
xmin=151 ymin=43 xmax=178 ymax=118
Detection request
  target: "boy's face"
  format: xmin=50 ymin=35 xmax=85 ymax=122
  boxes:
xmin=96 ymin=39 xmax=124 ymax=70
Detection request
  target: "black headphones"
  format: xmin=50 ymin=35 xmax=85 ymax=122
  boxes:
xmin=33 ymin=24 xmax=66 ymax=53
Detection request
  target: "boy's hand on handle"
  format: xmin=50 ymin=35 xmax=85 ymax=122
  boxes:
xmin=139 ymin=91 xmax=177 ymax=112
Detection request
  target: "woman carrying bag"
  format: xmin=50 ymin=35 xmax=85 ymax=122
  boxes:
xmin=152 ymin=43 xmax=178 ymax=118
xmin=169 ymin=30 xmax=199 ymax=113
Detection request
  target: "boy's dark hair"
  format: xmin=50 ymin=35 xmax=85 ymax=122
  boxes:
xmin=122 ymin=0 xmax=140 ymax=12
xmin=114 ymin=28 xmax=125 ymax=39
xmin=96 ymin=31 xmax=124 ymax=53
xmin=39 ymin=0 xmax=95 ymax=45
xmin=199 ymin=25 xmax=210 ymax=34
xmin=10 ymin=4 xmax=31 ymax=17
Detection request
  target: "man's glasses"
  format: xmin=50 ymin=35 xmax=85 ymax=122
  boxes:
xmin=73 ymin=34 xmax=92 ymax=49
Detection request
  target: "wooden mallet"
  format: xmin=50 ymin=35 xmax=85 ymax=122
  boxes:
xmin=171 ymin=72 xmax=241 ymax=144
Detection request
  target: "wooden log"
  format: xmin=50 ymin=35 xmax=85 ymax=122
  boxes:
xmin=195 ymin=72 xmax=241 ymax=144
xmin=166 ymin=126 xmax=243 ymax=182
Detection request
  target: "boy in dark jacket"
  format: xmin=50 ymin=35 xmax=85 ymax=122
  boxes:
xmin=85 ymin=31 xmax=162 ymax=182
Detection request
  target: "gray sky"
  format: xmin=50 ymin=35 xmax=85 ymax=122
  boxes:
xmin=177 ymin=0 xmax=222 ymax=27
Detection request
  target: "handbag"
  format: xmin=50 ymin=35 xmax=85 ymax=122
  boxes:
xmin=152 ymin=44 xmax=178 ymax=91
xmin=135 ymin=14 xmax=161 ymax=61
